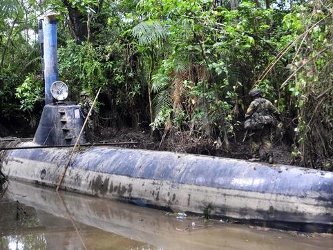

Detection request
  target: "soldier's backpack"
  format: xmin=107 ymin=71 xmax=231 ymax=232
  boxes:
xmin=244 ymin=113 xmax=275 ymax=130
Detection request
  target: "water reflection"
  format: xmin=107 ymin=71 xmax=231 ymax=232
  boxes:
xmin=0 ymin=180 xmax=332 ymax=250
xmin=3 ymin=235 xmax=46 ymax=250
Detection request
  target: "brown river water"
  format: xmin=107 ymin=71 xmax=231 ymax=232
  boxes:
xmin=0 ymin=180 xmax=332 ymax=250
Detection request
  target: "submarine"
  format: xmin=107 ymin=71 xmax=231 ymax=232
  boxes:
xmin=1 ymin=14 xmax=332 ymax=233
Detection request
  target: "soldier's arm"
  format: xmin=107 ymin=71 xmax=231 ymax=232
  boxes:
xmin=268 ymin=101 xmax=281 ymax=121
xmin=245 ymin=101 xmax=256 ymax=119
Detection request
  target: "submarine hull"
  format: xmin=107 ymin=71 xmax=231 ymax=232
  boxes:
xmin=2 ymin=141 xmax=333 ymax=233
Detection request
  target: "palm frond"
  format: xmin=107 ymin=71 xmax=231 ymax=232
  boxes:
xmin=153 ymin=89 xmax=172 ymax=116
xmin=151 ymin=73 xmax=170 ymax=93
xmin=132 ymin=20 xmax=168 ymax=45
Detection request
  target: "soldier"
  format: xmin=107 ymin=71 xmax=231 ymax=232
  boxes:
xmin=79 ymin=90 xmax=94 ymax=142
xmin=244 ymin=89 xmax=281 ymax=163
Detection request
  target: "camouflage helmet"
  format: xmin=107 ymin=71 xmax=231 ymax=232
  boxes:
xmin=249 ymin=89 xmax=261 ymax=97
xmin=80 ymin=90 xmax=88 ymax=96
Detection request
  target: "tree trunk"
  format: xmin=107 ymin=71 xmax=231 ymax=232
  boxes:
xmin=230 ymin=0 xmax=238 ymax=9
xmin=0 ymin=122 xmax=10 ymax=137
xmin=62 ymin=0 xmax=88 ymax=42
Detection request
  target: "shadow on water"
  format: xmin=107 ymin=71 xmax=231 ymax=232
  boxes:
xmin=0 ymin=180 xmax=332 ymax=250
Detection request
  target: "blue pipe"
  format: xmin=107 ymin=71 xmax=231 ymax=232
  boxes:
xmin=38 ymin=19 xmax=44 ymax=78
xmin=43 ymin=14 xmax=58 ymax=105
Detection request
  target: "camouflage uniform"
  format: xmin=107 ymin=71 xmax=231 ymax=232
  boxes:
xmin=244 ymin=89 xmax=280 ymax=163
xmin=79 ymin=91 xmax=94 ymax=142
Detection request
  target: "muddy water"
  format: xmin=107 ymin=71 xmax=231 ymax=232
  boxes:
xmin=0 ymin=181 xmax=332 ymax=250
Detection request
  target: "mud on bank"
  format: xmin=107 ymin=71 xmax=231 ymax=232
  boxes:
xmin=95 ymin=127 xmax=295 ymax=166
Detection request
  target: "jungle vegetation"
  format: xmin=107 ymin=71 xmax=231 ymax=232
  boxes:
xmin=0 ymin=0 xmax=333 ymax=170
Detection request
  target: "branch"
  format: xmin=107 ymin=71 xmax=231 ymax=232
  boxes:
xmin=280 ymin=47 xmax=329 ymax=89
xmin=256 ymin=13 xmax=331 ymax=87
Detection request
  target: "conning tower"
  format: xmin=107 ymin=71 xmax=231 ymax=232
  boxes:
xmin=33 ymin=14 xmax=85 ymax=146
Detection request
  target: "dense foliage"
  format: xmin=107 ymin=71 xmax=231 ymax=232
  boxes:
xmin=1 ymin=0 xmax=333 ymax=170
